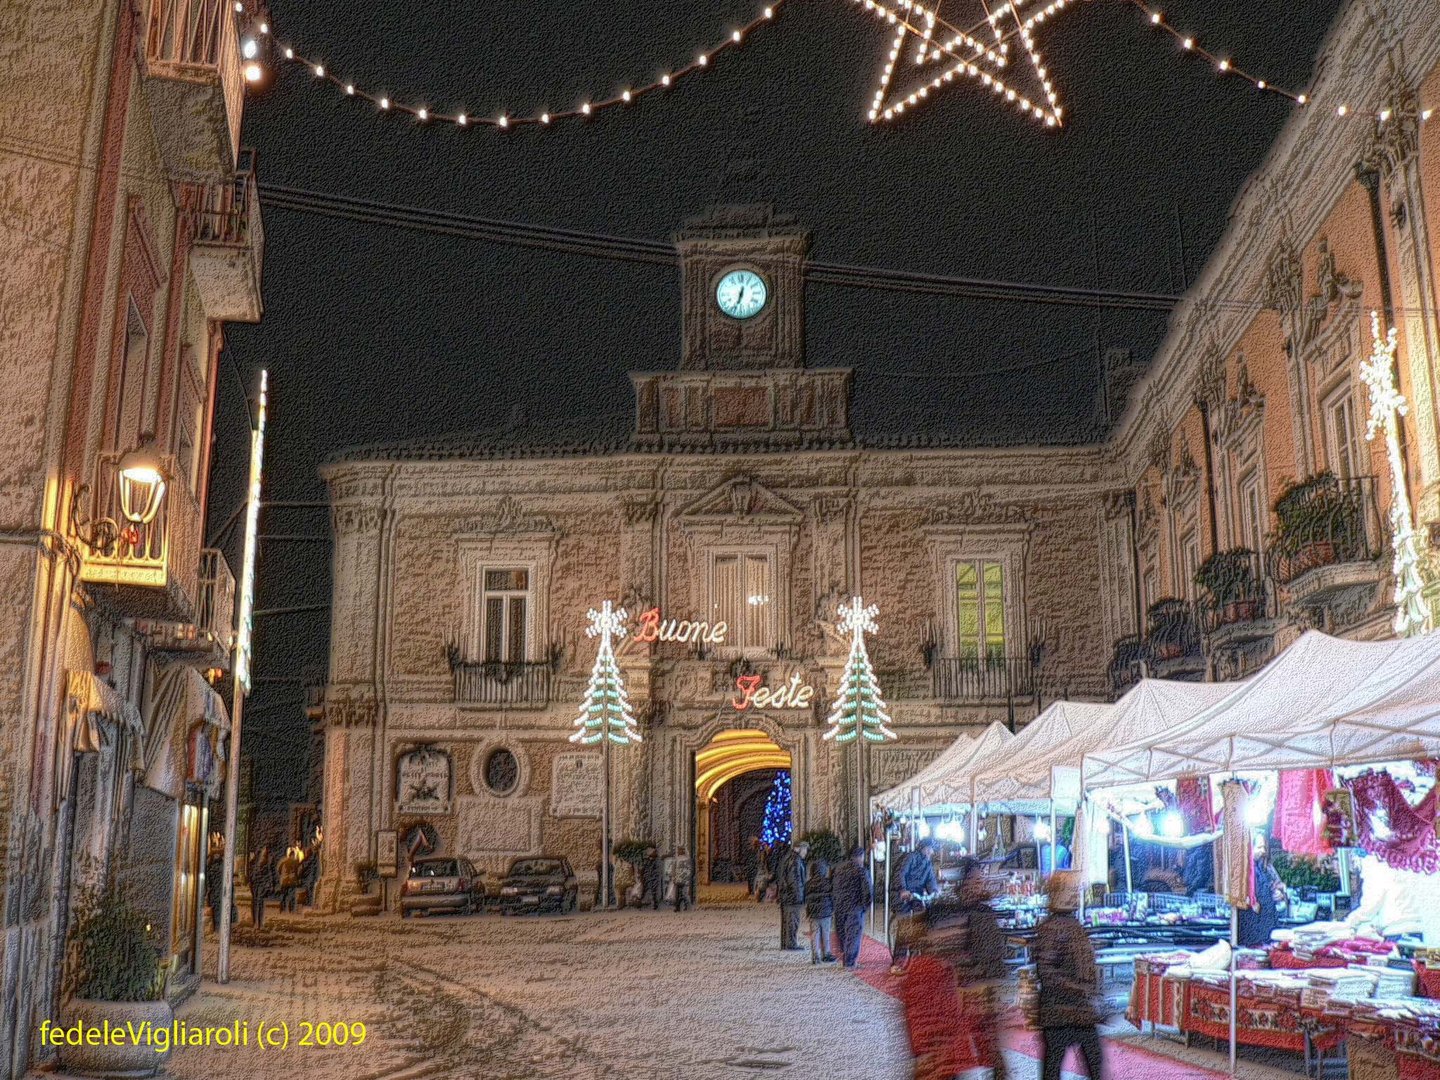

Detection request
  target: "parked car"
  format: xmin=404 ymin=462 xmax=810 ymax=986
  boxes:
xmin=497 ymin=857 xmax=579 ymax=914
xmin=400 ymin=856 xmax=486 ymax=917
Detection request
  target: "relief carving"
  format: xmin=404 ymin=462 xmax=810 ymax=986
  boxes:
xmin=455 ymin=496 xmax=559 ymax=537
xmin=925 ymin=491 xmax=1029 ymax=526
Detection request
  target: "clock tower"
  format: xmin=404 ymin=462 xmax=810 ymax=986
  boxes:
xmin=631 ymin=206 xmax=852 ymax=450
xmin=675 ymin=204 xmax=808 ymax=371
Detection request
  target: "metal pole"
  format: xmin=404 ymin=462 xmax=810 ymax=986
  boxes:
xmin=1229 ymin=905 xmax=1238 ymax=1074
xmin=217 ymin=684 xmax=243 ymax=983
xmin=1049 ymin=804 xmax=1058 ymax=877
xmin=602 ymin=734 xmax=611 ymax=911
xmin=1122 ymin=820 xmax=1133 ymax=894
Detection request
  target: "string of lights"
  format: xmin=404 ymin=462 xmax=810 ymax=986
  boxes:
xmin=251 ymin=4 xmax=784 ymax=129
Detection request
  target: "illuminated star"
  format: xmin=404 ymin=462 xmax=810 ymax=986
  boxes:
xmin=848 ymin=0 xmax=1076 ymax=126
xmin=837 ymin=595 xmax=880 ymax=638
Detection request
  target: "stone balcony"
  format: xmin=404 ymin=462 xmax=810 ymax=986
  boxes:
xmin=141 ymin=0 xmax=244 ymax=179
xmin=135 ymin=547 xmax=236 ymax=667
xmin=188 ymin=149 xmax=263 ymax=322
xmin=80 ymin=453 xmax=202 ymax=622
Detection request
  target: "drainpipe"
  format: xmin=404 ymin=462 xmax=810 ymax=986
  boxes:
xmin=1196 ymin=399 xmax=1219 ymax=556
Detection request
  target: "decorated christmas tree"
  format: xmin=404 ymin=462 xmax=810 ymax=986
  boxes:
xmin=570 ymin=601 xmax=642 ymax=746
xmin=823 ymin=595 xmax=898 ymax=744
xmin=760 ymin=771 xmax=793 ymax=847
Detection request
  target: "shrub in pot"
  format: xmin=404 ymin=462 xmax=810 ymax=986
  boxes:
xmin=797 ymin=829 xmax=844 ymax=866
xmin=1193 ymin=548 xmax=1261 ymax=625
xmin=60 ymin=874 xmax=171 ymax=1077
xmin=1145 ymin=599 xmax=1195 ymax=660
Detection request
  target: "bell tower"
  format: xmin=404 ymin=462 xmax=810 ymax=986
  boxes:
xmin=675 ymin=205 xmax=809 ymax=370
xmin=631 ymin=206 xmax=852 ymax=451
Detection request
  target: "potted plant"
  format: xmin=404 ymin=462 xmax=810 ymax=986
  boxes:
xmin=1193 ymin=548 xmax=1261 ymax=625
xmin=1273 ymin=472 xmax=1363 ymax=578
xmin=60 ymin=874 xmax=171 ymax=1077
xmin=797 ymin=829 xmax=844 ymax=866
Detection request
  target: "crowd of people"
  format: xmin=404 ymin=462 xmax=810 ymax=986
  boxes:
xmin=205 ymin=832 xmax=323 ymax=931
xmin=595 ymin=844 xmax=696 ymax=911
xmin=751 ymin=835 xmax=1107 ymax=1080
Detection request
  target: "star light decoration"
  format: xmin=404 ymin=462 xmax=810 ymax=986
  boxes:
xmin=850 ymin=0 xmax=1078 ymax=127
xmin=824 ymin=596 xmax=898 ymax=744
xmin=1359 ymin=310 xmax=1432 ymax=637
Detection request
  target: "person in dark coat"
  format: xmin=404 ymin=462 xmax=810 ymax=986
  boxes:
xmin=1035 ymin=871 xmax=1104 ymax=1080
xmin=246 ymin=845 xmax=276 ymax=929
xmin=298 ymin=841 xmax=321 ymax=907
xmin=805 ymin=857 xmax=836 ymax=963
xmin=205 ymin=848 xmax=235 ymax=931
xmin=640 ymin=846 xmax=663 ymax=910
xmin=890 ymin=838 xmax=940 ymax=972
xmin=832 ymin=845 xmax=873 ymax=969
xmin=777 ymin=840 xmax=809 ymax=950
xmin=754 ymin=841 xmax=774 ymax=903
xmin=1182 ymin=841 xmax=1216 ymax=896
xmin=929 ymin=858 xmax=1011 ymax=1079
xmin=1238 ymin=838 xmax=1284 ymax=947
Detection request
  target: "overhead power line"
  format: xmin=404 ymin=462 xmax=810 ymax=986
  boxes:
xmin=259 ymin=183 xmax=1181 ymax=312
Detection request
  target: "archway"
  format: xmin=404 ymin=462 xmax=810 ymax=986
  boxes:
xmin=694 ymin=729 xmax=791 ymax=896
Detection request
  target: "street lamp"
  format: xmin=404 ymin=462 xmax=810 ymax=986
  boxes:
xmin=116 ymin=441 xmax=167 ymax=525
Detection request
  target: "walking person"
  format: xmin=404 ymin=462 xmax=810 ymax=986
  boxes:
xmin=299 ymin=838 xmax=321 ymax=908
xmin=832 ymin=845 xmax=873 ymax=969
xmin=640 ymin=846 xmax=662 ymax=911
xmin=890 ymin=838 xmax=940 ymax=974
xmin=1035 ymin=871 xmax=1105 ymax=1080
xmin=278 ymin=843 xmax=301 ymax=913
xmin=754 ymin=841 xmax=774 ymax=903
xmin=777 ymin=839 xmax=809 ymax=951
xmin=948 ymin=858 xmax=1011 ymax=1080
xmin=744 ymin=836 xmax=762 ymax=897
xmin=246 ymin=844 xmax=275 ymax=929
xmin=670 ymin=846 xmax=694 ymax=911
xmin=805 ymin=855 xmax=836 ymax=963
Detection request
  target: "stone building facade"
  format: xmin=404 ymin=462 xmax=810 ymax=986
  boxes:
xmin=319 ymin=0 xmax=1440 ymax=910
xmin=319 ymin=206 xmax=1121 ymax=907
xmin=0 ymin=1 xmax=263 ymax=1074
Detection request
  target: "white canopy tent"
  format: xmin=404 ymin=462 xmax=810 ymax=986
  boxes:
xmin=970 ymin=700 xmax=1117 ymax=815
xmin=1081 ymin=631 xmax=1424 ymax=790
xmin=916 ymin=721 xmax=1017 ymax=809
xmin=871 ymin=725 xmax=987 ymax=813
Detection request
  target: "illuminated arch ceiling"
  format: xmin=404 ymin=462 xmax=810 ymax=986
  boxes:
xmin=695 ymin=729 xmax=790 ymax=802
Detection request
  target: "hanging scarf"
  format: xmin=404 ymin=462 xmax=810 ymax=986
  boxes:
xmin=1217 ymin=779 xmax=1257 ymax=910
xmin=1275 ymin=769 xmax=1335 ymax=859
xmin=1348 ymin=771 xmax=1440 ymax=875
xmin=1176 ymin=775 xmax=1214 ymax=833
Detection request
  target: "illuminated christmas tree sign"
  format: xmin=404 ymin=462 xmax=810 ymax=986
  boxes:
xmin=824 ymin=595 xmax=898 ymax=744
xmin=570 ymin=601 xmax=643 ymax=746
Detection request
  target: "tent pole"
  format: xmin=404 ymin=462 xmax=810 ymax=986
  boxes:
xmin=1229 ymin=904 xmax=1238 ymax=1075
xmin=1049 ymin=804 xmax=1058 ymax=877
xmin=1122 ymin=820 xmax=1133 ymax=894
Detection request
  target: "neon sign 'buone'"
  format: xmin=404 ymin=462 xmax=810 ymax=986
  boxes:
xmin=631 ymin=607 xmax=727 ymax=645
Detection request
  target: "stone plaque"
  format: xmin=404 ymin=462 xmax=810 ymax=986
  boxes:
xmin=551 ymin=753 xmax=602 ymax=818
xmin=456 ymin=796 xmax=542 ymax=857
xmin=713 ymin=385 xmax=770 ymax=428
xmin=396 ymin=746 xmax=452 ymax=815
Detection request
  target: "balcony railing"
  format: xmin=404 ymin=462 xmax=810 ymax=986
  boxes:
xmin=79 ymin=453 xmax=200 ymax=620
xmin=197 ymin=547 xmax=236 ymax=652
xmin=189 ymin=149 xmax=264 ymax=322
xmin=931 ymin=655 xmax=1036 ymax=701
xmin=1268 ymin=473 xmax=1385 ymax=587
xmin=452 ymin=660 xmax=555 ymax=707
xmin=142 ymin=0 xmax=243 ymax=177
xmin=1107 ymin=598 xmax=1205 ymax=697
xmin=1108 ymin=634 xmax=1145 ymax=697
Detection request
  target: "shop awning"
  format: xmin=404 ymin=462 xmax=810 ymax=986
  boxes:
xmin=1082 ymin=631 xmax=1415 ymax=790
xmin=144 ymin=666 xmax=231 ymax=800
xmin=871 ymin=727 xmax=981 ymax=812
xmin=913 ymin=722 xmax=1015 ymax=810
xmin=64 ymin=670 xmax=143 ymax=761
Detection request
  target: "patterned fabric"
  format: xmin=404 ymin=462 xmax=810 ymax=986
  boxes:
xmin=1350 ymin=771 xmax=1440 ymax=874
xmin=1275 ymin=769 xmax=1334 ymax=858
xmin=1177 ymin=775 xmax=1214 ymax=833
xmin=1217 ymin=779 xmax=1257 ymax=910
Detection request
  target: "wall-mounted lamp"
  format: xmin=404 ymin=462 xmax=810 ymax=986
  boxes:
xmin=70 ymin=439 xmax=168 ymax=556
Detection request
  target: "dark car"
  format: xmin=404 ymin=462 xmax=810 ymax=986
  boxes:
xmin=497 ymin=857 xmax=578 ymax=914
xmin=400 ymin=856 xmax=485 ymax=917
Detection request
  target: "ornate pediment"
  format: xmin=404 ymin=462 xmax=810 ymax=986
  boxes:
xmin=924 ymin=490 xmax=1029 ymax=526
xmin=1214 ymin=354 xmax=1265 ymax=446
xmin=454 ymin=496 xmax=560 ymax=538
xmin=675 ymin=476 xmax=803 ymax=525
xmin=1163 ymin=439 xmax=1202 ymax=508
xmin=1265 ymin=239 xmax=1303 ymax=317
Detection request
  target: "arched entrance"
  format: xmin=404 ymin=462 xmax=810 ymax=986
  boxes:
xmin=694 ymin=729 xmax=791 ymax=896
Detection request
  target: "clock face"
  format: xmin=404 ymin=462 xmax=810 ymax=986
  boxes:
xmin=715 ymin=269 xmax=768 ymax=320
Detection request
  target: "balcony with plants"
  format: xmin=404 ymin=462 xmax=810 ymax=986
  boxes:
xmin=1268 ymin=472 xmax=1385 ymax=608
xmin=1142 ymin=597 xmax=1205 ymax=680
xmin=141 ymin=0 xmax=245 ymax=178
xmin=1195 ymin=547 xmax=1276 ymax=648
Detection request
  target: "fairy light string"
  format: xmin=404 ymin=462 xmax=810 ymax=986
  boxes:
xmin=257 ymin=5 xmax=783 ymax=129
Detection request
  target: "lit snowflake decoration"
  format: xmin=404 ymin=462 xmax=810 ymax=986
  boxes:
xmin=1359 ymin=314 xmax=1407 ymax=440
xmin=838 ymin=595 xmax=880 ymax=638
xmin=585 ymin=600 xmax=629 ymax=642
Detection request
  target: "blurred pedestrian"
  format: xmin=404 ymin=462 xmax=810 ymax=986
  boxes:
xmin=898 ymin=907 xmax=971 ymax=1080
xmin=777 ymin=840 xmax=809 ymax=950
xmin=1035 ymin=871 xmax=1104 ymax=1080
xmin=670 ymin=846 xmax=694 ymax=911
xmin=744 ymin=836 xmax=762 ymax=897
xmin=832 ymin=845 xmax=872 ymax=969
xmin=946 ymin=858 xmax=1010 ymax=1080
xmin=805 ymin=856 xmax=836 ymax=963
xmin=640 ymin=846 xmax=662 ymax=911
xmin=755 ymin=841 xmax=775 ymax=903
xmin=890 ymin=838 xmax=940 ymax=974
xmin=246 ymin=845 xmax=275 ymax=929
xmin=278 ymin=843 xmax=301 ymax=913
xmin=299 ymin=838 xmax=321 ymax=908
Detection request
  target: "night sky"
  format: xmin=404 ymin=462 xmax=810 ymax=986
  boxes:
xmin=208 ymin=0 xmax=1346 ymax=802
